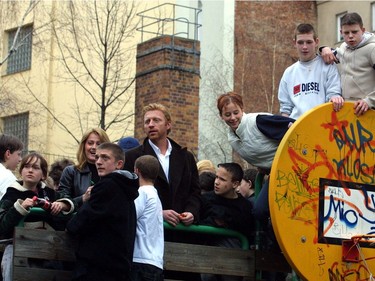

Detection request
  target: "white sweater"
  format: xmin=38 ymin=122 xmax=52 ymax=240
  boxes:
xmin=0 ymin=163 xmax=16 ymax=199
xmin=278 ymin=55 xmax=341 ymax=119
xmin=133 ymin=185 xmax=164 ymax=269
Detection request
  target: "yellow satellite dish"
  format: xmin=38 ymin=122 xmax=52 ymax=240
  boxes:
xmin=270 ymin=102 xmax=375 ymax=280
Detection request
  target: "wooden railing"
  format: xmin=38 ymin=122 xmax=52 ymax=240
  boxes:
xmin=12 ymin=208 xmax=291 ymax=281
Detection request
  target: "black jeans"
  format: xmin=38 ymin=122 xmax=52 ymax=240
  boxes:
xmin=72 ymin=261 xmax=130 ymax=281
xmin=130 ymin=262 xmax=164 ymax=281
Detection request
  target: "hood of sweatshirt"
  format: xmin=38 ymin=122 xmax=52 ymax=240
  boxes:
xmin=103 ymin=170 xmax=139 ymax=201
xmin=9 ymin=180 xmax=47 ymax=192
xmin=346 ymin=31 xmax=375 ymax=50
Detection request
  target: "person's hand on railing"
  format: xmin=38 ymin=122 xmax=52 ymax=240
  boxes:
xmin=50 ymin=201 xmax=69 ymax=216
xmin=353 ymin=99 xmax=370 ymax=116
xmin=178 ymin=212 xmax=194 ymax=226
xmin=20 ymin=198 xmax=35 ymax=211
xmin=163 ymin=209 xmax=180 ymax=226
xmin=163 ymin=210 xmax=195 ymax=226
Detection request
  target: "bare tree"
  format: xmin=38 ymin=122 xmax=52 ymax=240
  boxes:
xmin=49 ymin=0 xmax=139 ymax=134
xmin=198 ymin=46 xmax=234 ymax=165
xmin=0 ymin=0 xmax=40 ymax=127
xmin=199 ymin=20 xmax=294 ymax=167
xmin=0 ymin=0 xmax=141 ymax=159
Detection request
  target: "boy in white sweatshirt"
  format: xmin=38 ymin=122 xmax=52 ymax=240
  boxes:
xmin=131 ymin=155 xmax=164 ymax=281
xmin=278 ymin=23 xmax=344 ymax=119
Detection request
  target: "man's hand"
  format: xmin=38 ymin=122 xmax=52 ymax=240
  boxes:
xmin=353 ymin=100 xmax=369 ymax=116
xmin=163 ymin=209 xmax=181 ymax=227
xmin=321 ymin=47 xmax=338 ymax=64
xmin=178 ymin=212 xmax=194 ymax=226
xmin=330 ymin=96 xmax=344 ymax=112
xmin=163 ymin=210 xmax=194 ymax=226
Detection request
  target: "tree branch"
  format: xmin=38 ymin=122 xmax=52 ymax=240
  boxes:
xmin=0 ymin=0 xmax=39 ymax=66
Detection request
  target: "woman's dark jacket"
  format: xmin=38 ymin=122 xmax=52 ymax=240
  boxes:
xmin=58 ymin=164 xmax=92 ymax=208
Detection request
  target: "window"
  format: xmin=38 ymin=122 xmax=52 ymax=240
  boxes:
xmin=6 ymin=25 xmax=33 ymax=75
xmin=3 ymin=113 xmax=29 ymax=153
xmin=336 ymin=12 xmax=346 ymax=43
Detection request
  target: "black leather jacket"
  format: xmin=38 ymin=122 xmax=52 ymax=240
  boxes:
xmin=58 ymin=164 xmax=92 ymax=208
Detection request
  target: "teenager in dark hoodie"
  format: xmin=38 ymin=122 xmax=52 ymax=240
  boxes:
xmin=67 ymin=142 xmax=139 ymax=281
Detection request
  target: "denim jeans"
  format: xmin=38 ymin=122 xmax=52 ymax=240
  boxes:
xmin=1 ymin=244 xmax=12 ymax=281
xmin=253 ymin=178 xmax=270 ymax=221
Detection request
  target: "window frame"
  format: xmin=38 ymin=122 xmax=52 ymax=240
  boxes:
xmin=2 ymin=112 xmax=29 ymax=153
xmin=6 ymin=24 xmax=33 ymax=75
xmin=336 ymin=12 xmax=347 ymax=44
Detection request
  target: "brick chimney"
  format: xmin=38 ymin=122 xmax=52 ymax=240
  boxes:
xmin=135 ymin=35 xmax=200 ymax=157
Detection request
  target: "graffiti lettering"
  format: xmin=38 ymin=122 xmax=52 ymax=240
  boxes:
xmin=317 ymin=247 xmax=326 ymax=276
xmin=275 ymin=170 xmax=319 ymax=194
xmin=271 ymin=107 xmax=375 ymax=280
xmin=327 ymin=187 xmax=345 ymax=199
xmin=333 ymin=157 xmax=375 ymax=184
xmin=333 ymin=120 xmax=375 ymax=153
xmin=324 ymin=194 xmax=358 ymax=227
xmin=328 ymin=119 xmax=375 ymax=184
xmin=322 ymin=184 xmax=375 ymax=240
xmin=328 ymin=261 xmax=372 ymax=281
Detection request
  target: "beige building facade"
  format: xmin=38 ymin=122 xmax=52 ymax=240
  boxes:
xmin=0 ymin=1 xmax=176 ymax=163
xmin=0 ymin=0 xmax=234 ymax=166
xmin=2 ymin=0 xmax=374 ymax=167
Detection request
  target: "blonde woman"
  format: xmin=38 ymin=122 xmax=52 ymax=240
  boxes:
xmin=58 ymin=128 xmax=110 ymax=208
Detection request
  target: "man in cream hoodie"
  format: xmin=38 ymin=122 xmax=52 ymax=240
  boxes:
xmin=321 ymin=12 xmax=375 ymax=116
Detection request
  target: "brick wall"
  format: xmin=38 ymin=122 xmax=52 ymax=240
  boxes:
xmin=135 ymin=36 xmax=200 ymax=157
xmin=233 ymin=1 xmax=317 ymax=165
xmin=234 ymin=1 xmax=317 ymax=114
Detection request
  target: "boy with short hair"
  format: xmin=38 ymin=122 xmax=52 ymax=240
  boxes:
xmin=278 ymin=23 xmax=343 ymax=119
xmin=321 ymin=12 xmax=375 ymax=116
xmin=67 ymin=143 xmax=139 ymax=281
xmin=200 ymin=162 xmax=254 ymax=236
xmin=0 ymin=134 xmax=23 ymax=199
xmin=131 ymin=155 xmax=164 ymax=281
xmin=199 ymin=162 xmax=254 ymax=281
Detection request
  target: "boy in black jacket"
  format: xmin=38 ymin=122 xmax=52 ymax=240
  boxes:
xmin=67 ymin=143 xmax=139 ymax=281
xmin=199 ymin=162 xmax=255 ymax=281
